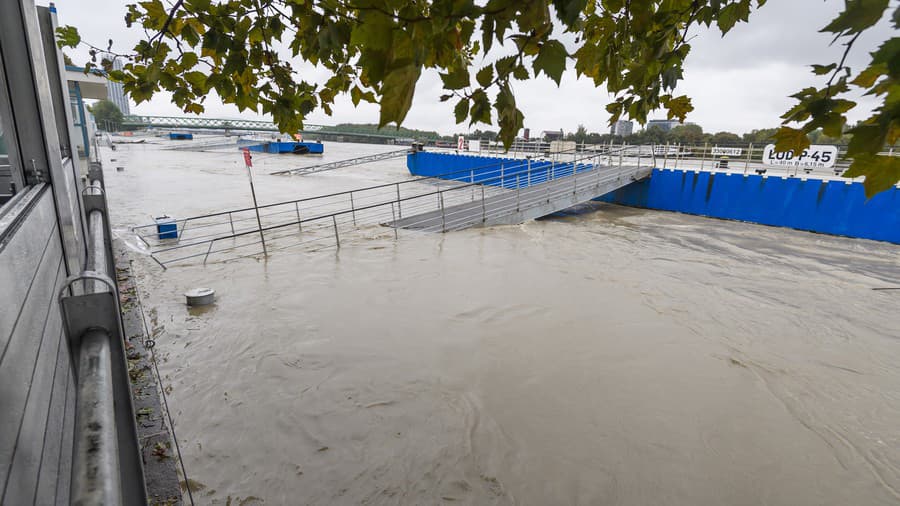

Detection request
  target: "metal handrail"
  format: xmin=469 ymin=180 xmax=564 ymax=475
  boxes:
xmin=144 ymin=150 xmax=630 ymax=266
xmin=131 ymin=145 xmax=621 ymax=237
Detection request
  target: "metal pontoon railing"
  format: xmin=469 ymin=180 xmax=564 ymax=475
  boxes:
xmin=133 ymin=147 xmax=647 ymax=268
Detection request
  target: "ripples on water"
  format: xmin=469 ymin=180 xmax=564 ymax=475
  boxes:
xmin=104 ymin=140 xmax=899 ymax=505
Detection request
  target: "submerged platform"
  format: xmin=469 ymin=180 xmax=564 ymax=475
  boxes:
xmin=245 ymin=141 xmax=324 ymax=154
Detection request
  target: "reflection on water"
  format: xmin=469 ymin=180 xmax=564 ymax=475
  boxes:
xmin=104 ymin=139 xmax=900 ymax=505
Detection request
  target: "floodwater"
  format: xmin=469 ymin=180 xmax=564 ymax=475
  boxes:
xmin=101 ymin=138 xmax=900 ymax=505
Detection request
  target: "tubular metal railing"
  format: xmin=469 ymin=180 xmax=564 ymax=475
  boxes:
xmin=134 ymin=147 xmax=641 ymax=267
xmin=60 ymin=165 xmax=147 ymax=505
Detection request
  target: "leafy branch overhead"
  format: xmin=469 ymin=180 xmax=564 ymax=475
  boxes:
xmin=57 ymin=0 xmax=899 ymax=195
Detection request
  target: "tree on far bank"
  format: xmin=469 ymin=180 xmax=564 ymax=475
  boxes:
xmin=709 ymin=131 xmax=742 ymax=145
xmin=88 ymin=99 xmax=123 ymax=131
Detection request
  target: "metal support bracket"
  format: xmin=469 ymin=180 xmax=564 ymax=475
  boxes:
xmin=58 ymin=271 xmax=121 ymax=376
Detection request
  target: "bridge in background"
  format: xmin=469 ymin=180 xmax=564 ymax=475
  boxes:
xmin=120 ymin=114 xmax=434 ymax=141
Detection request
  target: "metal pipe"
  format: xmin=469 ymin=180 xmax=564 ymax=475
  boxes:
xmin=395 ymin=183 xmax=402 ymax=218
xmin=72 ymin=203 xmax=122 ymax=505
xmin=295 ymin=202 xmax=302 ymax=231
xmin=72 ymin=328 xmax=121 ymax=506
xmin=88 ymin=209 xmax=107 ymax=293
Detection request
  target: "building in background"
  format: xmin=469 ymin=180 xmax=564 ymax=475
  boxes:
xmin=542 ymin=129 xmax=564 ymax=141
xmin=107 ymin=57 xmax=130 ymax=115
xmin=611 ymin=120 xmax=633 ymax=137
xmin=65 ymin=65 xmax=107 ymax=171
xmin=647 ymin=119 xmax=682 ymax=132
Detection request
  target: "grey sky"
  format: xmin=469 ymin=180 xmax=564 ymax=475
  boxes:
xmin=55 ymin=0 xmax=897 ymax=136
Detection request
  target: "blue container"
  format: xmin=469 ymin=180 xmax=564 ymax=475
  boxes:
xmin=169 ymin=132 xmax=193 ymax=140
xmin=155 ymin=216 xmax=178 ymax=239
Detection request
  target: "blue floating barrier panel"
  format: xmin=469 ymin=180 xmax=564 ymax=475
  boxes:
xmin=169 ymin=132 xmax=193 ymax=140
xmin=155 ymin=216 xmax=178 ymax=239
xmin=244 ymin=141 xmax=324 ymax=154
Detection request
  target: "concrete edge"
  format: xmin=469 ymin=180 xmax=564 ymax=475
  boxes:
xmin=114 ymin=238 xmax=184 ymax=506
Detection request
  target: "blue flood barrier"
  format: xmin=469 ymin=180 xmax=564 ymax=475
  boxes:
xmin=599 ymin=168 xmax=900 ymax=244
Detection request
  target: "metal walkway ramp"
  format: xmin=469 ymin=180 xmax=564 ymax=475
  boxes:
xmin=132 ymin=150 xmax=649 ymax=267
xmin=270 ymin=147 xmax=412 ymax=176
xmin=391 ymin=163 xmax=649 ymax=231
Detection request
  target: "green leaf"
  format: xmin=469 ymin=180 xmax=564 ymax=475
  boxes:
xmin=847 ymin=124 xmax=886 ymax=157
xmin=378 ymin=64 xmax=421 ymax=128
xmin=717 ymin=2 xmax=751 ymax=35
xmin=439 ymin=67 xmax=470 ymax=90
xmin=663 ymin=95 xmax=693 ymax=122
xmin=843 ymin=154 xmax=900 ymax=197
xmin=55 ymin=25 xmax=81 ymax=48
xmin=454 ymin=98 xmax=469 ymax=124
xmin=476 ymin=65 xmax=494 ymax=88
xmin=821 ymin=0 xmax=889 ymax=35
xmin=773 ymin=126 xmax=811 ymax=154
xmin=469 ymin=89 xmax=491 ymax=126
xmin=494 ymin=83 xmax=524 ymax=148
xmin=552 ymin=0 xmax=588 ymax=25
xmin=184 ymin=71 xmax=207 ymax=90
xmin=852 ymin=64 xmax=887 ymax=87
xmin=533 ymin=39 xmax=567 ymax=85
xmin=811 ymin=63 xmax=837 ymax=75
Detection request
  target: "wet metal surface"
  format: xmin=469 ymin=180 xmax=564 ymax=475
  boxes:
xmin=103 ymin=139 xmax=900 ymax=505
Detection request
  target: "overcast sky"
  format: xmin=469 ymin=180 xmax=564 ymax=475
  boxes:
xmin=55 ymin=0 xmax=897 ymax=136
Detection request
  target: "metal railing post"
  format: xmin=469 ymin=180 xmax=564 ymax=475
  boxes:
xmin=701 ymin=142 xmax=707 ymax=170
xmin=332 ymin=215 xmax=340 ymax=247
xmin=500 ymin=163 xmax=505 ymax=187
xmin=439 ymin=191 xmax=446 ymax=232
xmin=295 ymin=201 xmax=302 ymax=231
xmin=391 ymin=203 xmax=398 ymax=239
xmin=663 ymin=142 xmax=669 ymax=169
xmin=228 ymin=211 xmax=235 ymax=234
xmin=516 ymin=175 xmax=521 ymax=211
xmin=745 ymin=143 xmax=753 ymax=174
xmin=396 ymin=183 xmax=402 ymax=218
xmin=350 ymin=191 xmax=356 ymax=225
xmin=527 ymin=158 xmax=532 ymax=186
xmin=673 ymin=143 xmax=680 ymax=169
xmin=481 ymin=185 xmax=486 ymax=222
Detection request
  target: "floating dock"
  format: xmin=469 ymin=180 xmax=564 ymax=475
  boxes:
xmin=407 ymin=152 xmax=900 ymax=244
xmin=245 ymin=141 xmax=324 ymax=154
xmin=168 ymin=132 xmax=193 ymax=140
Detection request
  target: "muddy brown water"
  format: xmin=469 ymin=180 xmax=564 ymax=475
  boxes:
xmin=101 ymin=139 xmax=900 ymax=505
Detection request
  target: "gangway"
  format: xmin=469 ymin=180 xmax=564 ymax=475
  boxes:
xmin=132 ymin=149 xmax=649 ymax=267
xmin=270 ymin=147 xmax=413 ymax=176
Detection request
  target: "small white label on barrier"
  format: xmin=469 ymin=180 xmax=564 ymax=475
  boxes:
xmin=763 ymin=144 xmax=838 ymax=168
xmin=712 ymin=147 xmax=742 ymax=156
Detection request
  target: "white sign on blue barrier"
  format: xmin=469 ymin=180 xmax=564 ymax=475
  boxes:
xmin=763 ymin=144 xmax=838 ymax=168
xmin=712 ymin=147 xmax=742 ymax=156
